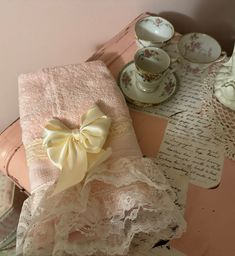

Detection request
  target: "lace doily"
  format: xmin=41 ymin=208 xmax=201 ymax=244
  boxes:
xmin=16 ymin=157 xmax=186 ymax=256
xmin=0 ymin=173 xmax=16 ymax=250
xmin=201 ymin=63 xmax=235 ymax=160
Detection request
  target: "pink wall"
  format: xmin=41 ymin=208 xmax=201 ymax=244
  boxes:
xmin=0 ymin=0 xmax=235 ymax=132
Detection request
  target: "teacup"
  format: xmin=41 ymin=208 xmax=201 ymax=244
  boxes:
xmin=177 ymin=33 xmax=226 ymax=75
xmin=134 ymin=47 xmax=174 ymax=92
xmin=135 ymin=16 xmax=175 ymax=49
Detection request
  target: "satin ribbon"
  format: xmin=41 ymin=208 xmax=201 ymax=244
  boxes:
xmin=43 ymin=105 xmax=112 ymax=195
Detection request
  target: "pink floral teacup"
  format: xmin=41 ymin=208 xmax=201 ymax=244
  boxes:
xmin=134 ymin=47 xmax=174 ymax=92
xmin=177 ymin=33 xmax=226 ymax=75
xmin=135 ymin=16 xmax=175 ymax=49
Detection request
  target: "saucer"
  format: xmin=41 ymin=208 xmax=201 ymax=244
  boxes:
xmin=118 ymin=61 xmax=177 ymax=106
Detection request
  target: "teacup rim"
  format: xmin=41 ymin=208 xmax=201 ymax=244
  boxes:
xmin=134 ymin=47 xmax=171 ymax=74
xmin=135 ymin=15 xmax=175 ymax=43
xmin=177 ymin=32 xmax=222 ymax=64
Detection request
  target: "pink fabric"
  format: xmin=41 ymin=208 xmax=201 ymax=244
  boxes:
xmin=18 ymin=60 xmax=141 ymax=191
xmin=17 ymin=60 xmax=185 ymax=255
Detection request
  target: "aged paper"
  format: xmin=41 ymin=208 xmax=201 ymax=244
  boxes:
xmin=166 ymin=112 xmax=224 ymax=146
xmin=131 ymin=73 xmax=205 ymax=117
xmin=157 ymin=112 xmax=224 ymax=188
xmin=160 ymin=165 xmax=190 ymax=213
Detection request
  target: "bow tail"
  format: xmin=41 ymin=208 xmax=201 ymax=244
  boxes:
xmin=83 ymin=148 xmax=112 ymax=186
xmin=51 ymin=142 xmax=88 ymax=196
xmin=87 ymin=148 xmax=112 ymax=171
xmin=51 ymin=148 xmax=112 ymax=196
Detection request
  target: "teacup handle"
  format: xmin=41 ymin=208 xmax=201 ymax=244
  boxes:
xmin=199 ymin=51 xmax=227 ymax=72
xmin=214 ymin=51 xmax=227 ymax=63
xmin=158 ymin=66 xmax=175 ymax=84
xmin=136 ymin=38 xmax=147 ymax=49
xmin=221 ymin=80 xmax=235 ymax=89
xmin=137 ymin=40 xmax=145 ymax=48
xmin=200 ymin=51 xmax=227 ymax=73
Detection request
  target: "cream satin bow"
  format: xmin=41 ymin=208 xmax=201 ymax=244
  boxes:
xmin=43 ymin=105 xmax=112 ymax=195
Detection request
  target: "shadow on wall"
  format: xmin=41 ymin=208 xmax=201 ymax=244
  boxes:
xmin=159 ymin=0 xmax=235 ymax=55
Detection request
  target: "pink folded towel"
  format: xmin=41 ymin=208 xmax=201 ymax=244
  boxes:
xmin=17 ymin=60 xmax=185 ymax=255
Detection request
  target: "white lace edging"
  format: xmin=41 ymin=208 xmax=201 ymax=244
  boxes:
xmin=16 ymin=157 xmax=186 ymax=256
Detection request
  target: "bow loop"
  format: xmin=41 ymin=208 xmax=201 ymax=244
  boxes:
xmin=43 ymin=105 xmax=112 ymax=195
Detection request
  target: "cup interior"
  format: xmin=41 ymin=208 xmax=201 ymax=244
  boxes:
xmin=135 ymin=16 xmax=174 ymax=43
xmin=178 ymin=33 xmax=221 ymax=63
xmin=134 ymin=47 xmax=170 ymax=74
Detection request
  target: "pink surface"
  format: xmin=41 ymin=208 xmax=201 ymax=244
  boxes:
xmin=0 ymin=12 xmax=235 ymax=255
xmin=172 ymin=158 xmax=235 ymax=256
xmin=130 ymin=109 xmax=168 ymax=158
xmin=129 ymin=108 xmax=235 ymax=255
xmin=1 ymin=1 xmax=235 ymax=132
xmin=18 ymin=61 xmax=142 ymax=192
xmin=0 ymin=120 xmax=30 ymax=193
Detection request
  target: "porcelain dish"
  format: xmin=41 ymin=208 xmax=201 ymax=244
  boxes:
xmin=135 ymin=16 xmax=175 ymax=48
xmin=134 ymin=47 xmax=172 ymax=92
xmin=178 ymin=33 xmax=222 ymax=64
xmin=118 ymin=61 xmax=177 ymax=106
xmin=177 ymin=33 xmax=226 ymax=76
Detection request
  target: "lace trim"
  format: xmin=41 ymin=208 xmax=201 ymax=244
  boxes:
xmin=25 ymin=118 xmax=133 ymax=164
xmin=110 ymin=118 xmax=134 ymax=137
xmin=24 ymin=139 xmax=47 ymax=163
xmin=16 ymin=157 xmax=186 ymax=256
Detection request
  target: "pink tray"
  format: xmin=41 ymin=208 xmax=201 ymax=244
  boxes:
xmin=0 ymin=12 xmax=235 ymax=256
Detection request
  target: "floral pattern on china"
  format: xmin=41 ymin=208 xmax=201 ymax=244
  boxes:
xmin=140 ymin=17 xmax=174 ymax=31
xmin=183 ymin=33 xmax=212 ymax=61
xmin=163 ymin=77 xmax=175 ymax=95
xmin=139 ymin=49 xmax=160 ymax=59
xmin=121 ymin=71 xmax=132 ymax=89
xmin=118 ymin=61 xmax=177 ymax=106
xmin=177 ymin=32 xmax=224 ymax=76
xmin=134 ymin=47 xmax=172 ymax=93
xmin=137 ymin=49 xmax=162 ymax=82
xmin=135 ymin=16 xmax=175 ymax=48
xmin=178 ymin=33 xmax=222 ymax=64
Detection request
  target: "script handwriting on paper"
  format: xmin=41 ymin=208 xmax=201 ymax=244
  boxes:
xmin=132 ymin=71 xmax=205 ymax=117
xmin=157 ymin=112 xmax=224 ymax=188
xmin=157 ymin=161 xmax=190 ymax=213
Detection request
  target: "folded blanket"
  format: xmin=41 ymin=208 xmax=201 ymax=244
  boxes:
xmin=16 ymin=60 xmax=186 ymax=255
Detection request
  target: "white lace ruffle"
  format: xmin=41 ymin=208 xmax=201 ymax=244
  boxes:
xmin=16 ymin=157 xmax=186 ymax=256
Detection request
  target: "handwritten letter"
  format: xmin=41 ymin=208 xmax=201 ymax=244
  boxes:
xmin=132 ymin=71 xmax=206 ymax=117
xmin=157 ymin=113 xmax=224 ymax=188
